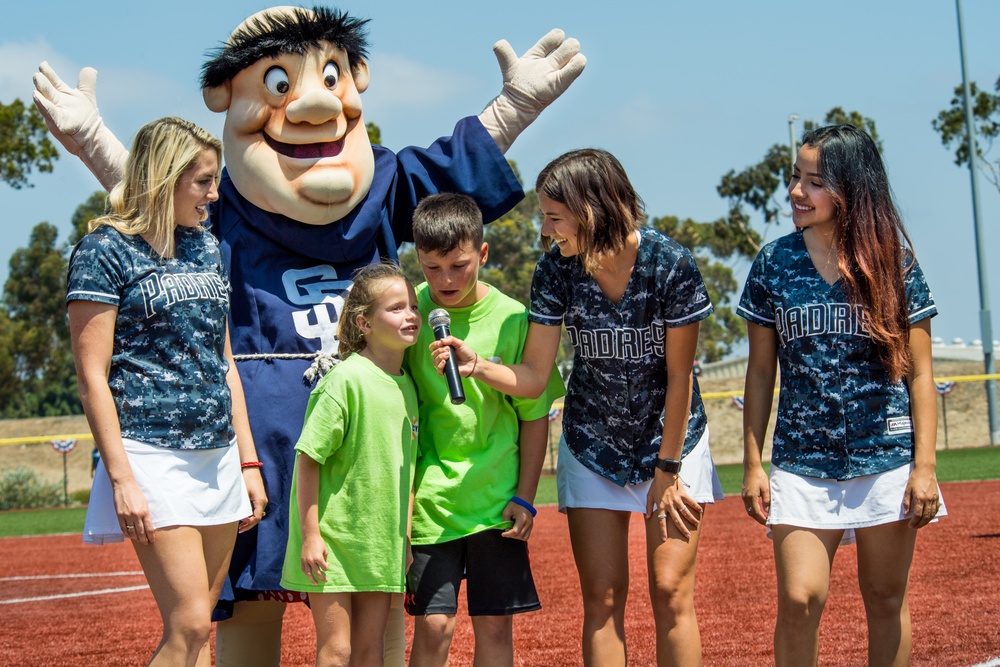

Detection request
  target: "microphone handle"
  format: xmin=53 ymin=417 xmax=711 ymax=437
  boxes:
xmin=434 ymin=324 xmax=466 ymax=405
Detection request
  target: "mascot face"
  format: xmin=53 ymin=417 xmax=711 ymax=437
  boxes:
xmin=203 ymin=8 xmax=376 ymax=226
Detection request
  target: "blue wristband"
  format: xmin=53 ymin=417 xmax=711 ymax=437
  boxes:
xmin=510 ymin=496 xmax=537 ymax=517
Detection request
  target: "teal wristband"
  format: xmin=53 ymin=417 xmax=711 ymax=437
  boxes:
xmin=510 ymin=496 xmax=537 ymax=517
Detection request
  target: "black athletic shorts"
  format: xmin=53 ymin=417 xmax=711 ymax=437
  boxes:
xmin=405 ymin=528 xmax=541 ymax=616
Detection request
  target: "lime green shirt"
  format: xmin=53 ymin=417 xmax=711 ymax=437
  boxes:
xmin=407 ymin=284 xmax=565 ymax=544
xmin=281 ymin=353 xmax=419 ymax=593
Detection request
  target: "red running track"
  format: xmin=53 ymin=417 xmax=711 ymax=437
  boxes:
xmin=1 ymin=480 xmax=999 ymax=665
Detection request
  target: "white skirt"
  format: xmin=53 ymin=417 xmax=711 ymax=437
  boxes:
xmin=84 ymin=437 xmax=251 ymax=545
xmin=767 ymin=463 xmax=947 ymax=545
xmin=557 ymin=427 xmax=724 ymax=513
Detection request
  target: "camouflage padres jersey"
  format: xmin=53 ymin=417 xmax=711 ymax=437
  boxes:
xmin=67 ymin=225 xmax=235 ymax=450
xmin=529 ymin=226 xmax=713 ymax=487
xmin=737 ymin=231 xmax=937 ymax=480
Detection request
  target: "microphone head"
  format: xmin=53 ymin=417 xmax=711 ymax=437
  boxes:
xmin=428 ymin=308 xmax=451 ymax=329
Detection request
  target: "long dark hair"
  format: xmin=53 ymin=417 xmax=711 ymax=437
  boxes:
xmin=802 ymin=124 xmax=914 ymax=382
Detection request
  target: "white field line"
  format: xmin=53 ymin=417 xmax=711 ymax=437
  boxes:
xmin=1 ymin=571 xmax=143 ymax=581
xmin=0 ymin=584 xmax=148 ymax=604
xmin=968 ymin=659 xmax=1000 ymax=667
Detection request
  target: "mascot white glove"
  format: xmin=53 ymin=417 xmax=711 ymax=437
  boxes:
xmin=32 ymin=62 xmax=128 ymax=191
xmin=478 ymin=29 xmax=586 ymax=154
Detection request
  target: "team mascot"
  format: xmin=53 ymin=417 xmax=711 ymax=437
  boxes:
xmin=34 ymin=5 xmax=584 ymax=665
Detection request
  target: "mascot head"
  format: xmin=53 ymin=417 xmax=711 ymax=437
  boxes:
xmin=201 ymin=6 xmax=375 ymax=225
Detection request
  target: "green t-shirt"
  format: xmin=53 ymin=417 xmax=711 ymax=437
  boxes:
xmin=406 ymin=283 xmax=565 ymax=544
xmin=280 ymin=353 xmax=419 ymax=593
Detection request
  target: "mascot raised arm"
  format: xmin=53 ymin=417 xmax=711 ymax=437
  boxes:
xmin=34 ymin=6 xmax=584 ymax=665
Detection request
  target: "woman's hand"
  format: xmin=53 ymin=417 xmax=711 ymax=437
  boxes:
xmin=741 ymin=463 xmax=770 ymax=525
xmin=647 ymin=470 xmax=702 ymax=541
xmin=904 ymin=465 xmax=940 ymax=529
xmin=239 ymin=467 xmax=268 ymax=533
xmin=113 ymin=479 xmax=154 ymax=544
xmin=428 ymin=336 xmax=478 ymax=378
xmin=300 ymin=535 xmax=329 ymax=585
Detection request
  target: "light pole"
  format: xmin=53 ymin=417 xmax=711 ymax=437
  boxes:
xmin=788 ymin=114 xmax=799 ymax=175
xmin=955 ymin=0 xmax=999 ymax=445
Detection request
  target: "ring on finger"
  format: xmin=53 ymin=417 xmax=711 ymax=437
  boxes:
xmin=656 ymin=513 xmax=667 ymax=519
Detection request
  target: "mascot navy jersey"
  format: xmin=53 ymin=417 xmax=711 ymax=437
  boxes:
xmin=214 ymin=116 xmax=523 ymax=605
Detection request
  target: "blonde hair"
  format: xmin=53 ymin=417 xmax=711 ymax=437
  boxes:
xmin=90 ymin=116 xmax=222 ymax=259
xmin=337 ymin=263 xmax=411 ymax=358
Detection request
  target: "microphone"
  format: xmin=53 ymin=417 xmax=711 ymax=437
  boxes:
xmin=428 ymin=308 xmax=466 ymax=405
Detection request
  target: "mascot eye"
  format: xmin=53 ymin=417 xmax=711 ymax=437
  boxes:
xmin=322 ymin=62 xmax=340 ymax=89
xmin=264 ymin=67 xmax=290 ymax=95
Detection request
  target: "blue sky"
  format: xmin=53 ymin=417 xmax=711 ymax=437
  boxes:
xmin=1 ymin=1 xmax=998 ymax=351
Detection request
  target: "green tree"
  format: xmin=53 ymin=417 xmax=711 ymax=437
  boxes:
xmin=69 ymin=191 xmax=109 ymax=246
xmin=0 ymin=189 xmax=109 ymax=417
xmin=0 ymin=99 xmax=59 ymax=189
xmin=480 ymin=191 xmax=541 ymax=308
xmin=1 ymin=222 xmax=79 ymax=417
xmin=932 ymin=77 xmax=1000 ymax=194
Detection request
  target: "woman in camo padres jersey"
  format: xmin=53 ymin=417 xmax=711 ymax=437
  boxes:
xmin=738 ymin=124 xmax=945 ymax=667
xmin=67 ymin=117 xmax=267 ymax=665
xmin=431 ymin=148 xmax=724 ymax=666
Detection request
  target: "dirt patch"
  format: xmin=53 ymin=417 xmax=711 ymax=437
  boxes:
xmin=1 ymin=361 xmax=996 ymax=496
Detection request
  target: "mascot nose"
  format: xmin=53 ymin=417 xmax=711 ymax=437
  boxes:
xmin=285 ymin=88 xmax=344 ymax=125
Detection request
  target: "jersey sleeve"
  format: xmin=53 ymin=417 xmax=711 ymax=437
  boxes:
xmin=903 ymin=254 xmax=937 ymax=325
xmin=661 ymin=246 xmax=713 ymax=327
xmin=390 ymin=117 xmax=524 ymax=244
xmin=737 ymin=248 xmax=776 ymax=327
xmin=66 ymin=229 xmax=126 ymax=306
xmin=295 ymin=378 xmax=347 ymax=465
xmin=528 ymin=250 xmax=568 ymax=327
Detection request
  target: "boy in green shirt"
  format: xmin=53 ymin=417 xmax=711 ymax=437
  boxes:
xmin=405 ymin=193 xmax=564 ymax=667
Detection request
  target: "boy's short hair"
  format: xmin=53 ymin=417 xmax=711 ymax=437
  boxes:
xmin=412 ymin=193 xmax=484 ymax=255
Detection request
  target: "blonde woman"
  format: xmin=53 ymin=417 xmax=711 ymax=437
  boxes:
xmin=68 ymin=116 xmax=266 ymax=666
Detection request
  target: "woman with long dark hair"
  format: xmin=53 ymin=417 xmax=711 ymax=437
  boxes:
xmin=739 ymin=124 xmax=944 ymax=666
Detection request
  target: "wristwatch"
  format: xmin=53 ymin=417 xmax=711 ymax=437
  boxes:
xmin=655 ymin=457 xmax=682 ymax=474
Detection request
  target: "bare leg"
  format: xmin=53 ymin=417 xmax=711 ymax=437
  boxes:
xmin=410 ymin=613 xmax=456 ymax=667
xmin=567 ymin=508 xmax=631 ymax=667
xmin=771 ymin=525 xmax=842 ymax=667
xmin=644 ymin=504 xmax=705 ymax=666
xmin=856 ymin=520 xmax=917 ymax=667
xmin=470 ymin=615 xmax=513 ymax=667
xmin=309 ymin=592 xmax=353 ymax=667
xmin=131 ymin=522 xmax=238 ymax=667
xmin=215 ymin=599 xmax=286 ymax=667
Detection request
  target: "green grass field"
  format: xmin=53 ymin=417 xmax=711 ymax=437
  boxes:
xmin=1 ymin=447 xmax=997 ymax=538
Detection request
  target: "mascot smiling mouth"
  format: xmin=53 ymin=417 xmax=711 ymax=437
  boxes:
xmin=264 ymin=132 xmax=344 ymax=159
